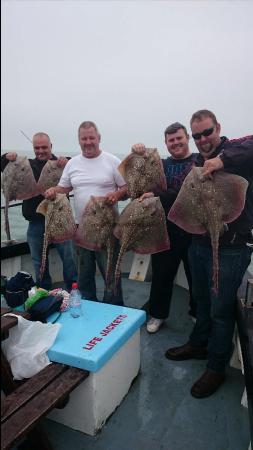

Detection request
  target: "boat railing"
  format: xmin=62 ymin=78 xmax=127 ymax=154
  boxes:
xmin=1 ymin=195 xmax=74 ymax=250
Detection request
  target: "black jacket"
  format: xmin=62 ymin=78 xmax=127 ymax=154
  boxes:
xmin=194 ymin=136 xmax=253 ymax=247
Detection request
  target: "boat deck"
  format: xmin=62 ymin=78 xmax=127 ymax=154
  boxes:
xmin=40 ymin=275 xmax=250 ymax=450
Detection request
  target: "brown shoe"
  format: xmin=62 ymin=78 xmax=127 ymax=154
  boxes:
xmin=191 ymin=369 xmax=225 ymax=398
xmin=165 ymin=342 xmax=207 ymax=361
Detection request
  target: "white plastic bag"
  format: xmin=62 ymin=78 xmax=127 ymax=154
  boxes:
xmin=1 ymin=313 xmax=61 ymax=380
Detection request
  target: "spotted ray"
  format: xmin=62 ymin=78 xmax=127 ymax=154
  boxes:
xmin=75 ymin=196 xmax=119 ymax=288
xmin=37 ymin=160 xmax=64 ymax=193
xmin=113 ymin=197 xmax=170 ymax=291
xmin=36 ymin=194 xmax=76 ymax=280
xmin=1 ymin=156 xmax=39 ymax=241
xmin=118 ymin=148 xmax=167 ymax=199
xmin=168 ymin=166 xmax=248 ymax=293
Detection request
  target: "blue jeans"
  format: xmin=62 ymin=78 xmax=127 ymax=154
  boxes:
xmin=27 ymin=220 xmax=78 ymax=291
xmin=188 ymin=242 xmax=252 ymax=373
xmin=75 ymin=245 xmax=123 ymax=306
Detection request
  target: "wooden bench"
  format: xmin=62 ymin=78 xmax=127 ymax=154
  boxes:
xmin=1 ymin=307 xmax=89 ymax=450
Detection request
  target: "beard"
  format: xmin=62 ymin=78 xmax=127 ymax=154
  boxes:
xmin=197 ymin=142 xmax=214 ymax=156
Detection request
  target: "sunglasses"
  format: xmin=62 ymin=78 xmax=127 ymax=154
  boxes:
xmin=34 ymin=146 xmax=49 ymax=150
xmin=192 ymin=127 xmax=214 ymax=141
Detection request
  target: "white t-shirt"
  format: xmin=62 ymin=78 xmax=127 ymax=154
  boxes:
xmin=59 ymin=151 xmax=126 ymax=224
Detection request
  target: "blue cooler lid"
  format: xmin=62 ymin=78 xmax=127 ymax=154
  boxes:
xmin=47 ymin=301 xmax=146 ymax=372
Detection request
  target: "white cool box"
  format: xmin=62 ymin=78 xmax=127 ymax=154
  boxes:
xmin=47 ymin=301 xmax=146 ymax=435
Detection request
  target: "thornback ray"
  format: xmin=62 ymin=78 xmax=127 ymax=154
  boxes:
xmin=36 ymin=194 xmax=76 ymax=281
xmin=75 ymin=196 xmax=119 ymax=289
xmin=37 ymin=160 xmax=64 ymax=193
xmin=1 ymin=157 xmax=39 ymax=241
xmin=168 ymin=167 xmax=248 ymax=293
xmin=118 ymin=148 xmax=167 ymax=199
xmin=113 ymin=197 xmax=170 ymax=291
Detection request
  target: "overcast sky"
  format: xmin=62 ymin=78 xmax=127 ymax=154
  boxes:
xmin=2 ymin=0 xmax=253 ymax=157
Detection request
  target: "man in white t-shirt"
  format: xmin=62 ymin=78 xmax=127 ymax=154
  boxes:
xmin=44 ymin=121 xmax=127 ymax=305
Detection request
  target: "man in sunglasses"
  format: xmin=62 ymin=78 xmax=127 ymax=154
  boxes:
xmin=131 ymin=122 xmax=198 ymax=334
xmin=165 ymin=109 xmax=253 ymax=398
xmin=1 ymin=132 xmax=78 ymax=291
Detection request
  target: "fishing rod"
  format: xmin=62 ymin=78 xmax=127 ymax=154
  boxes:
xmin=20 ymin=130 xmax=32 ymax=143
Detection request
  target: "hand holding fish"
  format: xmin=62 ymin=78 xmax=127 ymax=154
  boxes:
xmin=138 ymin=192 xmax=154 ymax=202
xmin=104 ymin=185 xmax=128 ymax=205
xmin=168 ymin=166 xmax=248 ymax=292
xmin=6 ymin=152 xmax=17 ymax=161
xmin=202 ymin=156 xmax=224 ymax=178
xmin=104 ymin=191 xmax=119 ymax=205
xmin=44 ymin=187 xmax=57 ymax=200
xmin=131 ymin=143 xmax=147 ymax=156
xmin=44 ymin=185 xmax=71 ymax=200
xmin=36 ymin=193 xmax=76 ymax=280
xmin=56 ymin=156 xmax=69 ymax=168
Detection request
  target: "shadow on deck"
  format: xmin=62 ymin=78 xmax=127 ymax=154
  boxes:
xmin=41 ymin=276 xmax=250 ymax=450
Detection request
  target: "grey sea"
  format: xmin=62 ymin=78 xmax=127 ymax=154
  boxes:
xmin=1 ymin=149 xmax=127 ymax=242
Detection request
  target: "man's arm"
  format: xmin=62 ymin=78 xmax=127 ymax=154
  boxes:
xmin=219 ymin=138 xmax=253 ymax=173
xmin=56 ymin=156 xmax=69 ymax=168
xmin=202 ymin=138 xmax=253 ymax=177
xmin=104 ymin=185 xmax=128 ymax=205
xmin=1 ymin=152 xmax=18 ymax=172
xmin=138 ymin=188 xmax=177 ymax=211
xmin=116 ymin=185 xmax=128 ymax=200
xmin=201 ymin=156 xmax=224 ymax=177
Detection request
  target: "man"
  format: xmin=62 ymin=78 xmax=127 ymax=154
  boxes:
xmin=1 ymin=132 xmax=78 ymax=291
xmin=45 ymin=121 xmax=127 ymax=305
xmin=165 ymin=110 xmax=253 ymax=398
xmin=132 ymin=122 xmax=197 ymax=333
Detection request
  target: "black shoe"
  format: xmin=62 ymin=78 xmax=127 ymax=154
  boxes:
xmin=191 ymin=369 xmax=225 ymax=398
xmin=165 ymin=342 xmax=207 ymax=361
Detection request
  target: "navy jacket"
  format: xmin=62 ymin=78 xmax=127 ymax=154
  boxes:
xmin=194 ymin=136 xmax=253 ymax=247
xmin=158 ymin=154 xmax=197 ymax=236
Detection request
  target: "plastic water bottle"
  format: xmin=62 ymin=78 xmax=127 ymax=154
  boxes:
xmin=69 ymin=282 xmax=82 ymax=318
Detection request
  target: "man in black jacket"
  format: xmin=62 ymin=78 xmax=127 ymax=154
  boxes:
xmin=2 ymin=132 xmax=77 ymax=290
xmin=165 ymin=110 xmax=253 ymax=398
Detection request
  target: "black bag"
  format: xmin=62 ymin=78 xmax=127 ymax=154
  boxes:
xmin=28 ymin=295 xmax=63 ymax=323
xmin=6 ymin=271 xmax=35 ymax=291
xmin=5 ymin=272 xmax=35 ymax=308
xmin=5 ymin=290 xmax=29 ymax=308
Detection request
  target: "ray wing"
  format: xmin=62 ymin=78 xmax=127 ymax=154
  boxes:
xmin=168 ymin=168 xmax=207 ymax=234
xmin=37 ymin=160 xmax=64 ymax=193
xmin=210 ymin=171 xmax=248 ymax=223
xmin=2 ymin=156 xmax=39 ymax=201
xmin=118 ymin=149 xmax=167 ymax=199
xmin=75 ymin=196 xmax=118 ymax=251
xmin=114 ymin=197 xmax=170 ymax=254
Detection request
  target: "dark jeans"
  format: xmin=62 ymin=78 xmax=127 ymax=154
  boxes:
xmin=149 ymin=232 xmax=196 ymax=319
xmin=75 ymin=244 xmax=123 ymax=306
xmin=189 ymin=242 xmax=252 ymax=373
xmin=27 ymin=220 xmax=78 ymax=291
